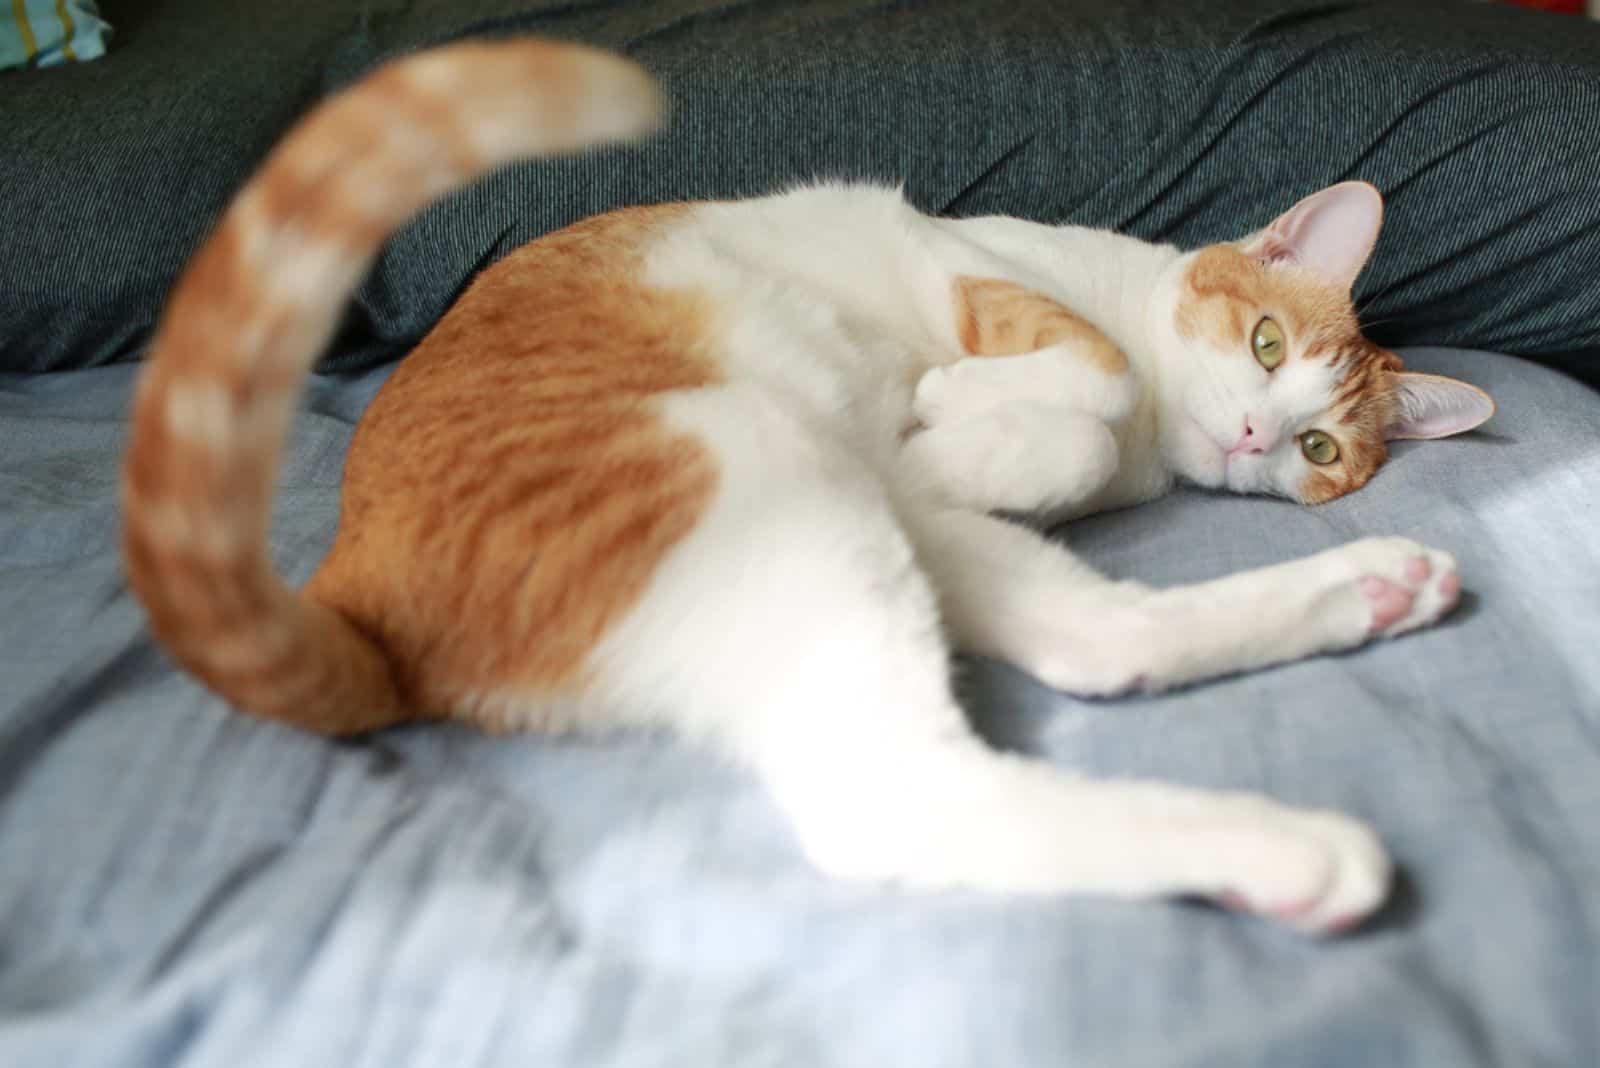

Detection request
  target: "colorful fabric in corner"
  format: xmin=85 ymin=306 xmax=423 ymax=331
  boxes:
xmin=1 ymin=0 xmax=109 ymax=71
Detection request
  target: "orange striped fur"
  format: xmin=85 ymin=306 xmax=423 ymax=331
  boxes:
xmin=122 ymin=41 xmax=667 ymax=735
xmin=953 ymin=275 xmax=1129 ymax=372
xmin=305 ymin=206 xmax=721 ymax=729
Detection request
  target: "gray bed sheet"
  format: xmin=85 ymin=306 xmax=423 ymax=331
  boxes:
xmin=1 ymin=347 xmax=1597 ymax=1067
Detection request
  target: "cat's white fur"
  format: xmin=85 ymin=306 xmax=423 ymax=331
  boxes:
xmin=492 ymin=182 xmax=1487 ymax=933
xmin=127 ymin=44 xmax=1501 ymax=936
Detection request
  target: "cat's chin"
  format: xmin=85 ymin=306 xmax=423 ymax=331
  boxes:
xmin=1168 ymin=415 xmax=1231 ymax=490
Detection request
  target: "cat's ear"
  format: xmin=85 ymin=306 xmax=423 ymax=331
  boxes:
xmin=1239 ymin=181 xmax=1384 ymax=291
xmin=1386 ymin=372 xmax=1496 ymax=440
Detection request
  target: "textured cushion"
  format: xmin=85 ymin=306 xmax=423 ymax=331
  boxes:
xmin=1 ymin=0 xmax=1598 ymax=377
xmin=0 ymin=0 xmax=108 ymax=71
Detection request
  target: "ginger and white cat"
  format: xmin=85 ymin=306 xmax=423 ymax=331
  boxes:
xmin=122 ymin=41 xmax=1495 ymax=935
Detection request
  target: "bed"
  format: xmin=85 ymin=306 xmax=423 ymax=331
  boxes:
xmin=3 ymin=2 xmax=1598 ymax=1066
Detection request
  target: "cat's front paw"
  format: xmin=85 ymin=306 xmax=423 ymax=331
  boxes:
xmin=902 ymin=410 xmax=1118 ymax=516
xmin=912 ymin=363 xmax=971 ymax=428
xmin=1323 ymin=537 xmax=1462 ymax=643
xmin=913 ymin=349 xmax=1137 ymax=429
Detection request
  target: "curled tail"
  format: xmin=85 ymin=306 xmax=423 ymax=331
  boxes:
xmin=121 ymin=41 xmax=664 ymax=734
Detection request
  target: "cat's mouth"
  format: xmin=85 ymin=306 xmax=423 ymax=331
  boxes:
xmin=1211 ymin=432 xmax=1275 ymax=495
xmin=1172 ymin=414 xmax=1233 ymax=488
xmin=1198 ymin=421 xmax=1239 ymax=465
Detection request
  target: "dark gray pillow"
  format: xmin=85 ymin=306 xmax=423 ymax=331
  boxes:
xmin=3 ymin=0 xmax=1598 ymax=379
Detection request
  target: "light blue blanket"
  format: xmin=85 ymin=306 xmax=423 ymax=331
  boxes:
xmin=0 ymin=0 xmax=108 ymax=70
xmin=2 ymin=348 xmax=1597 ymax=1067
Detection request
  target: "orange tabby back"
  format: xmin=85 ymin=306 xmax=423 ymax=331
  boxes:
xmin=122 ymin=41 xmax=667 ymax=733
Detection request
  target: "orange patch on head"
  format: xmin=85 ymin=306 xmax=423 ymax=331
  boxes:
xmin=305 ymin=204 xmax=722 ymax=723
xmin=1298 ymin=343 xmax=1403 ymax=504
xmin=1175 ymin=245 xmax=1360 ymax=360
xmin=953 ymin=276 xmax=1128 ymax=373
xmin=1174 ymin=248 xmax=1256 ymax=348
xmin=1174 ymin=246 xmax=1414 ymax=504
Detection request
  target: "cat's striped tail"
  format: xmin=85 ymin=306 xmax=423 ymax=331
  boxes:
xmin=121 ymin=41 xmax=664 ymax=733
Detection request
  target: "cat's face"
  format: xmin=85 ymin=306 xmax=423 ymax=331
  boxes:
xmin=1150 ymin=182 xmax=1493 ymax=503
xmin=1156 ymin=243 xmax=1403 ymax=503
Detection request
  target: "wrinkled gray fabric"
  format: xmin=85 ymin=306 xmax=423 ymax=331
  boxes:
xmin=1 ymin=347 xmax=1597 ymax=1067
xmin=3 ymin=0 xmax=1600 ymax=376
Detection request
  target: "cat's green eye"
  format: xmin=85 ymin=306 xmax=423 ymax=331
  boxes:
xmin=1300 ymin=430 xmax=1339 ymax=465
xmin=1251 ymin=317 xmax=1285 ymax=370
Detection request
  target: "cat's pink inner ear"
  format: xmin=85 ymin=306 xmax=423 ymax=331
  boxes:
xmin=1239 ymin=182 xmax=1384 ymax=291
xmin=1386 ymin=372 xmax=1496 ymax=441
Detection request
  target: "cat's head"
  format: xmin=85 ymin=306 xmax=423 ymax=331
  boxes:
xmin=1149 ymin=182 xmax=1494 ymax=503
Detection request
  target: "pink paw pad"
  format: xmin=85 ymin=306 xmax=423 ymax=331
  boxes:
xmin=1215 ymin=890 xmax=1251 ymax=912
xmin=1213 ymin=891 xmax=1320 ymax=922
xmin=1359 ymin=576 xmax=1415 ymax=632
xmin=1324 ymin=912 xmax=1369 ymax=934
xmin=1403 ymin=556 xmax=1432 ymax=583
xmin=1439 ymin=570 xmax=1461 ymax=608
xmin=1268 ymin=898 xmax=1320 ymax=921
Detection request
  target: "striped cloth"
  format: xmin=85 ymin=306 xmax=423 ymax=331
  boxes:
xmin=1 ymin=0 xmax=109 ymax=70
xmin=1 ymin=0 xmax=1597 ymax=377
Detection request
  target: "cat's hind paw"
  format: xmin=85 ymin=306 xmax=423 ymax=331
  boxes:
xmin=1196 ymin=800 xmax=1393 ymax=936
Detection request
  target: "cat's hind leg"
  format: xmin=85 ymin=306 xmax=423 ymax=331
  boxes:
xmin=588 ymin=388 xmax=1389 ymax=932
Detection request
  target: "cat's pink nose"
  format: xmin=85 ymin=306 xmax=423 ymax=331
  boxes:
xmin=1229 ymin=416 xmax=1274 ymax=456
